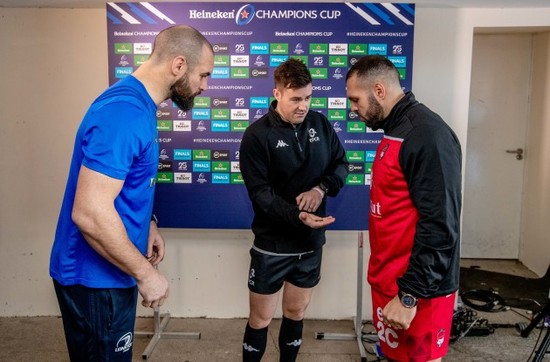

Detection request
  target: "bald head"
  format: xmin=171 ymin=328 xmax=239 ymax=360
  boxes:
xmin=150 ymin=25 xmax=213 ymax=71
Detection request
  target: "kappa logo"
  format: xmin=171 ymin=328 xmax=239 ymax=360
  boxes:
xmin=286 ymin=339 xmax=302 ymax=347
xmin=115 ymin=332 xmax=133 ymax=353
xmin=243 ymin=343 xmax=260 ymax=352
xmin=276 ymin=140 xmax=289 ymax=148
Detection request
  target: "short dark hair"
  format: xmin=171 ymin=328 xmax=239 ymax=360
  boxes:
xmin=274 ymin=58 xmax=312 ymax=89
xmin=346 ymin=55 xmax=400 ymax=85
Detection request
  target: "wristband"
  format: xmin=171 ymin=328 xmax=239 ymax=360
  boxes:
xmin=318 ymin=183 xmax=329 ymax=195
xmin=312 ymin=186 xmax=325 ymax=197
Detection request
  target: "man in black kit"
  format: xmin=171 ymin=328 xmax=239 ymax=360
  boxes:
xmin=239 ymin=58 xmax=349 ymax=361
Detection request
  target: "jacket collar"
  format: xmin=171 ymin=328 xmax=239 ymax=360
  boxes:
xmin=381 ymin=91 xmax=418 ymax=132
xmin=268 ymin=100 xmax=304 ymax=129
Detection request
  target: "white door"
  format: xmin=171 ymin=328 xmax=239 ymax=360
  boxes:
xmin=462 ymin=33 xmax=532 ymax=258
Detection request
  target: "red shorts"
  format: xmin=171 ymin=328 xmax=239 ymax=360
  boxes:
xmin=372 ymin=290 xmax=455 ymax=362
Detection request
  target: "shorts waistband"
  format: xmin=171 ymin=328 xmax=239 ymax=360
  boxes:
xmin=252 ymin=245 xmax=315 ymax=257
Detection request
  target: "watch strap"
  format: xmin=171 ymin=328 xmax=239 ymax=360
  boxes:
xmin=318 ymin=183 xmax=329 ymax=195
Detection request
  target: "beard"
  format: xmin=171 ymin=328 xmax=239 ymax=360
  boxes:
xmin=170 ymin=73 xmax=199 ymax=111
xmin=362 ymin=93 xmax=385 ymax=131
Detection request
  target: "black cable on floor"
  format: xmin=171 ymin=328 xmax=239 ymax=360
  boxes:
xmin=451 ymin=307 xmax=495 ymax=342
xmin=460 ymin=289 xmax=507 ymax=312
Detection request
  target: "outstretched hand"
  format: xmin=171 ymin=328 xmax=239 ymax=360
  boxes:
xmin=299 ymin=212 xmax=335 ymax=229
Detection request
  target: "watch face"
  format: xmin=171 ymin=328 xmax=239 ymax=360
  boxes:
xmin=402 ymin=295 xmax=415 ymax=307
xmin=400 ymin=292 xmax=417 ymax=308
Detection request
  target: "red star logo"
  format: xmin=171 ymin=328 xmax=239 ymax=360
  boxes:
xmin=241 ymin=10 xmax=249 ymax=18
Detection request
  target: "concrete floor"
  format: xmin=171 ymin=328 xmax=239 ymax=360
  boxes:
xmin=0 ymin=260 xmax=548 ymax=361
xmin=0 ymin=311 xmax=546 ymax=362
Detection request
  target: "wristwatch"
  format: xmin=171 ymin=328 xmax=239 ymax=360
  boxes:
xmin=151 ymin=214 xmax=159 ymax=225
xmin=398 ymin=290 xmax=418 ymax=308
xmin=318 ymin=183 xmax=329 ymax=195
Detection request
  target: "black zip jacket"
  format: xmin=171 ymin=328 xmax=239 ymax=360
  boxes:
xmin=239 ymin=101 xmax=349 ymax=253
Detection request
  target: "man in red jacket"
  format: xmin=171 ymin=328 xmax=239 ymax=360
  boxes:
xmin=346 ymin=55 xmax=462 ymax=362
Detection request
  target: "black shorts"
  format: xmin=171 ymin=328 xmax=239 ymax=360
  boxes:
xmin=247 ymin=246 xmax=323 ymax=294
xmin=53 ymin=280 xmax=138 ymax=362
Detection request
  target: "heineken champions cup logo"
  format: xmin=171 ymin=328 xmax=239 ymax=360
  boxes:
xmin=236 ymin=4 xmax=256 ymax=25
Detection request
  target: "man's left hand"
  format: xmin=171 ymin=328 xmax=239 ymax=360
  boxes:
xmin=381 ymin=295 xmax=417 ymax=330
xmin=296 ymin=188 xmax=324 ymax=213
xmin=146 ymin=221 xmax=165 ymax=266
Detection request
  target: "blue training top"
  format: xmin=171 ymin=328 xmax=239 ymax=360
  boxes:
xmin=50 ymin=75 xmax=159 ymax=288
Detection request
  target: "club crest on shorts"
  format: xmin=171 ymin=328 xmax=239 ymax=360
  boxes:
xmin=436 ymin=328 xmax=446 ymax=347
xmin=115 ymin=332 xmax=133 ymax=353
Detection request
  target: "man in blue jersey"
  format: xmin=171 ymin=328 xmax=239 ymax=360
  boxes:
xmin=49 ymin=25 xmax=213 ymax=361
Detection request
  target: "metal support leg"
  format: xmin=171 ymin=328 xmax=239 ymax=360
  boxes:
xmin=315 ymin=231 xmax=368 ymax=361
xmin=532 ymin=327 xmax=550 ymax=362
xmin=135 ymin=307 xmax=201 ymax=360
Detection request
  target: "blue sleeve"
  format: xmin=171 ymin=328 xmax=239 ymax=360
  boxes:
xmin=81 ymin=101 xmax=149 ymax=180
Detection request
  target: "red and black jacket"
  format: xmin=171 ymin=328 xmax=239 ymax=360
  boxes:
xmin=368 ymin=92 xmax=462 ymax=299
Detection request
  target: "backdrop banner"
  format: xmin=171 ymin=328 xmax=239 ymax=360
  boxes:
xmin=106 ymin=2 xmax=415 ymax=229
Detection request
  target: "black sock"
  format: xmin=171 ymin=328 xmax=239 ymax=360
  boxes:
xmin=278 ymin=316 xmax=303 ymax=362
xmin=243 ymin=322 xmax=268 ymax=362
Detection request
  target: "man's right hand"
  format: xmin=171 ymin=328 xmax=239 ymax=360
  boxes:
xmin=137 ymin=267 xmax=170 ymax=308
xmin=299 ymin=212 xmax=335 ymax=229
